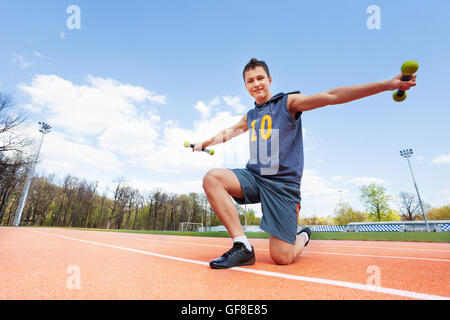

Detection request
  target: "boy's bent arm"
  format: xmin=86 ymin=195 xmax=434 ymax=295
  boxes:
xmin=288 ymin=73 xmax=417 ymax=112
xmin=196 ymin=114 xmax=248 ymax=150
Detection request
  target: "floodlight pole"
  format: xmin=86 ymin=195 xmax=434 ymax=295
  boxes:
xmin=400 ymin=148 xmax=430 ymax=232
xmin=13 ymin=122 xmax=51 ymax=226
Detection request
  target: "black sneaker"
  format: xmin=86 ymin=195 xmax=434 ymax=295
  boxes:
xmin=209 ymin=242 xmax=255 ymax=269
xmin=297 ymin=227 xmax=311 ymax=246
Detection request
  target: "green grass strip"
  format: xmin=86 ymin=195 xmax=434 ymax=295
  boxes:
xmin=22 ymin=226 xmax=450 ymax=243
xmin=310 ymin=231 xmax=450 ymax=243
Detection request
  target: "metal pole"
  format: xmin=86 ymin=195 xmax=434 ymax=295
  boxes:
xmin=406 ymin=157 xmax=430 ymax=232
xmin=13 ymin=132 xmax=45 ymax=226
xmin=13 ymin=122 xmax=51 ymax=227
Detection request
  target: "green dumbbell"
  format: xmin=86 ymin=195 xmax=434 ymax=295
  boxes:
xmin=183 ymin=141 xmax=214 ymax=155
xmin=393 ymin=60 xmax=419 ymax=102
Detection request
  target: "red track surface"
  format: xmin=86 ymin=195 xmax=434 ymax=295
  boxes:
xmin=1 ymin=227 xmax=449 ymax=300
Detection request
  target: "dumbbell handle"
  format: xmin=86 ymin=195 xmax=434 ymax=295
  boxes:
xmin=394 ymin=74 xmax=413 ymax=99
xmin=184 ymin=141 xmax=214 ymax=155
xmin=190 ymin=143 xmax=212 ymax=153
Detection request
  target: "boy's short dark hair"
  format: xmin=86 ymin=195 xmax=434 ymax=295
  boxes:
xmin=243 ymin=58 xmax=270 ymax=80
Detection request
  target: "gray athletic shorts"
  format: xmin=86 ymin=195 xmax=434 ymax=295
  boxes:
xmin=230 ymin=168 xmax=301 ymax=245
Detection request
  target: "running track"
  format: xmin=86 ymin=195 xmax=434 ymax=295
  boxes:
xmin=1 ymin=227 xmax=449 ymax=300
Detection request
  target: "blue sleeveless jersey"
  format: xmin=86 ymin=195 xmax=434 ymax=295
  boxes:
xmin=246 ymin=91 xmax=304 ymax=189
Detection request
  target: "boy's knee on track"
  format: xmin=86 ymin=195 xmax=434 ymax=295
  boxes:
xmin=271 ymin=255 xmax=293 ymax=265
xmin=270 ymin=250 xmax=294 ymax=265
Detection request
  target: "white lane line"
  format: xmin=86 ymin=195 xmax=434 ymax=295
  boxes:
xmin=304 ymin=250 xmax=450 ymax=262
xmin=30 ymin=229 xmax=449 ymax=300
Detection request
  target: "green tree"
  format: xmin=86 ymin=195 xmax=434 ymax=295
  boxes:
xmin=246 ymin=208 xmax=261 ymax=225
xmin=334 ymin=202 xmax=368 ymax=225
xmin=426 ymin=204 xmax=450 ymax=220
xmin=360 ymin=184 xmax=393 ymax=221
xmin=233 ymin=205 xmax=262 ymax=226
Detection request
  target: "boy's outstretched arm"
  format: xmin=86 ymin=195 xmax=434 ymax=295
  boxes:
xmin=192 ymin=114 xmax=248 ymax=152
xmin=288 ymin=73 xmax=417 ymax=112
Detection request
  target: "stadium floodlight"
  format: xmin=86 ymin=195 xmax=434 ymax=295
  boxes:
xmin=400 ymin=148 xmax=430 ymax=232
xmin=38 ymin=121 xmax=51 ymax=134
xmin=13 ymin=122 xmax=52 ymax=227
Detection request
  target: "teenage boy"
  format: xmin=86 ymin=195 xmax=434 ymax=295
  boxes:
xmin=194 ymin=58 xmax=416 ymax=269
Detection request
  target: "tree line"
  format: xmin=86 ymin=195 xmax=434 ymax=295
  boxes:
xmin=304 ymin=184 xmax=450 ymax=226
xmin=0 ymin=172 xmax=262 ymax=230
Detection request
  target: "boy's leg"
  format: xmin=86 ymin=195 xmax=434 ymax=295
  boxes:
xmin=269 ymin=233 xmax=308 ymax=265
xmin=204 ymin=168 xmax=256 ymax=269
xmin=202 ymin=168 xmax=245 ymax=238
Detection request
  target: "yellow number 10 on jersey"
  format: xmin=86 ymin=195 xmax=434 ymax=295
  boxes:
xmin=251 ymin=115 xmax=272 ymax=142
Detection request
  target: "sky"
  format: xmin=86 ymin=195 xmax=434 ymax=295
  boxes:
xmin=1 ymin=0 xmax=449 ymax=219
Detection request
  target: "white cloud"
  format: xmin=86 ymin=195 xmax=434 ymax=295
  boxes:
xmin=33 ymin=51 xmax=44 ymax=58
xmin=299 ymin=170 xmax=358 ymax=218
xmin=330 ymin=175 xmax=349 ymax=182
xmin=11 ymin=53 xmax=32 ymax=70
xmin=19 ymin=74 xmax=166 ymax=136
xmin=223 ymin=96 xmax=246 ymax=114
xmin=135 ymin=110 xmax=248 ymax=173
xmin=209 ymin=97 xmax=220 ymax=107
xmin=98 ymin=119 xmax=159 ymax=156
xmin=87 ymin=75 xmax=166 ymax=105
xmin=193 ymin=96 xmax=220 ymax=120
xmin=17 ymin=124 xmax=123 ymax=182
xmin=18 ymin=75 xmax=170 ymax=183
xmin=432 ymin=154 xmax=450 ymax=164
xmin=18 ymin=74 xmax=248 ymax=181
xmin=23 ymin=103 xmax=41 ymax=113
xmin=194 ymin=101 xmax=211 ymax=120
xmin=347 ymin=176 xmax=389 ymax=186
xmin=41 ymin=132 xmax=123 ymax=176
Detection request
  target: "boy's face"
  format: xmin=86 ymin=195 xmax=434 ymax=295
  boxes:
xmin=244 ymin=66 xmax=272 ymax=104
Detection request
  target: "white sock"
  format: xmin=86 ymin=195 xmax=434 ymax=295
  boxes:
xmin=233 ymin=236 xmax=252 ymax=251
xmin=299 ymin=231 xmax=309 ymax=243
